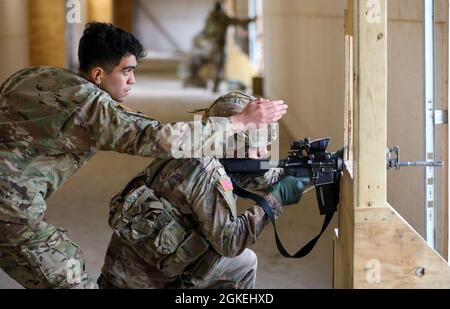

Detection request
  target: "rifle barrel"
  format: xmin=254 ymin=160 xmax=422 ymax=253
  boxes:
xmin=398 ymin=161 xmax=443 ymax=167
xmin=220 ymin=159 xmax=285 ymax=174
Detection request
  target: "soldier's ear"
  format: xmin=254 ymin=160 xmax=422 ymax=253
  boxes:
xmin=90 ymin=67 xmax=104 ymax=86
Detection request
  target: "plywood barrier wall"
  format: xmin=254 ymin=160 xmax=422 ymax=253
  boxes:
xmin=333 ymin=0 xmax=450 ymax=288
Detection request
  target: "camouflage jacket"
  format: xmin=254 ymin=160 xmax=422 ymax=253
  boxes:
xmin=202 ymin=10 xmax=232 ymax=44
xmin=107 ymin=157 xmax=283 ymax=280
xmin=202 ymin=11 xmax=251 ymax=45
xmin=0 ymin=67 xmax=231 ymax=223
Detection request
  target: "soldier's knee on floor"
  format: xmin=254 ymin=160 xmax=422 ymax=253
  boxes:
xmin=0 ymin=222 xmax=96 ymax=289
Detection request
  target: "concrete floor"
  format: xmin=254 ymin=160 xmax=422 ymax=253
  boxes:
xmin=0 ymin=73 xmax=336 ymax=289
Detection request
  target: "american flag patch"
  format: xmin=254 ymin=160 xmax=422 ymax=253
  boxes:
xmin=219 ymin=177 xmax=234 ymax=192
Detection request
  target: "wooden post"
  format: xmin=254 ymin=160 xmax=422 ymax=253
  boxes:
xmin=355 ymin=0 xmax=387 ymax=209
xmin=444 ymin=0 xmax=450 ymax=263
xmin=113 ymin=0 xmax=134 ymax=33
xmin=28 ymin=0 xmax=65 ymax=67
xmin=87 ymin=0 xmax=113 ymax=23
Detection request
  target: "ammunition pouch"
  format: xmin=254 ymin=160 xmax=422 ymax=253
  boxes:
xmin=108 ymin=183 xmax=210 ymax=278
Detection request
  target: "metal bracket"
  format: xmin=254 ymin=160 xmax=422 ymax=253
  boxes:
xmin=386 ymin=146 xmax=444 ymax=170
xmin=386 ymin=146 xmax=401 ymax=170
xmin=435 ymin=109 xmax=448 ymax=125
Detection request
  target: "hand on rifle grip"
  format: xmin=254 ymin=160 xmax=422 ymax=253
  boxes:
xmin=270 ymin=176 xmax=311 ymax=206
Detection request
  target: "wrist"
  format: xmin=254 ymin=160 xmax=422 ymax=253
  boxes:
xmin=230 ymin=114 xmax=246 ymax=133
xmin=264 ymin=193 xmax=284 ymax=219
xmin=265 ymin=193 xmax=283 ymax=208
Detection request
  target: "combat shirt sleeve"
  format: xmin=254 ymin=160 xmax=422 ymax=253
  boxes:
xmin=74 ymin=92 xmax=234 ymax=158
xmin=189 ymin=165 xmax=283 ymax=257
xmin=229 ymin=17 xmax=254 ymax=27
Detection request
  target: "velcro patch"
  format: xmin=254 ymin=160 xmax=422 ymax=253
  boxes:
xmin=118 ymin=103 xmax=135 ymax=113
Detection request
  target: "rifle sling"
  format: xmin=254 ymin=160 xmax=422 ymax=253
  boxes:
xmin=231 ymin=179 xmax=334 ymax=258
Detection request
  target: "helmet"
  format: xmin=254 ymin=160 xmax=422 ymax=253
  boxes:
xmin=205 ymin=92 xmax=282 ymax=190
xmin=204 ymin=91 xmax=278 ymax=149
xmin=205 ymin=91 xmax=252 ymax=118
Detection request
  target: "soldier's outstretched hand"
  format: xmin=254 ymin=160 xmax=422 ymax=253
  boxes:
xmin=230 ymin=98 xmax=288 ymax=129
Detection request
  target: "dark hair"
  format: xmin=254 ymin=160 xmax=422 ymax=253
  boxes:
xmin=215 ymin=1 xmax=223 ymax=11
xmin=78 ymin=22 xmax=146 ymax=73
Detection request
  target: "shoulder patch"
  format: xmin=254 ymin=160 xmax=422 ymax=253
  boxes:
xmin=219 ymin=176 xmax=234 ymax=192
xmin=214 ymin=172 xmax=237 ymax=219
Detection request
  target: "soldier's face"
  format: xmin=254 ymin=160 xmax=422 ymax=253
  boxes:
xmin=100 ymin=55 xmax=137 ymax=102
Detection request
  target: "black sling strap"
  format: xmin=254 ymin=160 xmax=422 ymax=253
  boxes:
xmin=231 ymin=179 xmax=335 ymax=258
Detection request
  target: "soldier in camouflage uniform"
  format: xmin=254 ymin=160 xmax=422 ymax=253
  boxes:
xmin=98 ymin=92 xmax=310 ymax=289
xmin=183 ymin=1 xmax=256 ymax=92
xmin=0 ymin=23 xmax=288 ymax=289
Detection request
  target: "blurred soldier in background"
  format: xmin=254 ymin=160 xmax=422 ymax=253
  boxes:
xmin=183 ymin=1 xmax=256 ymax=92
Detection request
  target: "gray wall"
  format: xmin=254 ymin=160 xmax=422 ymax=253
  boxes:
xmin=134 ymin=0 xmax=217 ymax=53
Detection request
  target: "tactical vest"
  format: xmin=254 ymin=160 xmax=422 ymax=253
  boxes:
xmin=108 ymin=159 xmax=212 ymax=278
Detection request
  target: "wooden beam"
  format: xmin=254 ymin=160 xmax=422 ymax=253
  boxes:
xmin=333 ymin=168 xmax=355 ymax=288
xmin=87 ymin=0 xmax=113 ymax=23
xmin=344 ymin=1 xmax=354 ymax=36
xmin=355 ymin=0 xmax=387 ymax=209
xmin=344 ymin=34 xmax=354 ymax=169
xmin=28 ymin=0 xmax=65 ymax=67
xmin=444 ymin=0 xmax=449 ymax=262
xmin=334 ymin=1 xmax=356 ymax=289
xmin=113 ymin=0 xmax=134 ymax=33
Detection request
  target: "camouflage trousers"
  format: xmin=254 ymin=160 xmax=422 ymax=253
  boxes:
xmin=0 ymin=220 xmax=96 ymax=289
xmin=99 ymin=233 xmax=257 ymax=289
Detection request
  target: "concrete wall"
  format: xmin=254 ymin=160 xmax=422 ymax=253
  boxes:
xmin=134 ymin=0 xmax=216 ymax=53
xmin=0 ymin=0 xmax=29 ymax=83
xmin=263 ymin=0 xmax=448 ymax=253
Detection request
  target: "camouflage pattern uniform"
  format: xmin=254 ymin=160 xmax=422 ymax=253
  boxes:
xmin=183 ymin=6 xmax=255 ymax=92
xmin=99 ymin=92 xmax=283 ymax=289
xmin=0 ymin=67 xmax=235 ymax=288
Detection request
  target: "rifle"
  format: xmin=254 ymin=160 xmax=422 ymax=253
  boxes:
xmin=221 ymin=137 xmax=444 ymax=258
xmin=220 ymin=137 xmax=343 ymax=258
